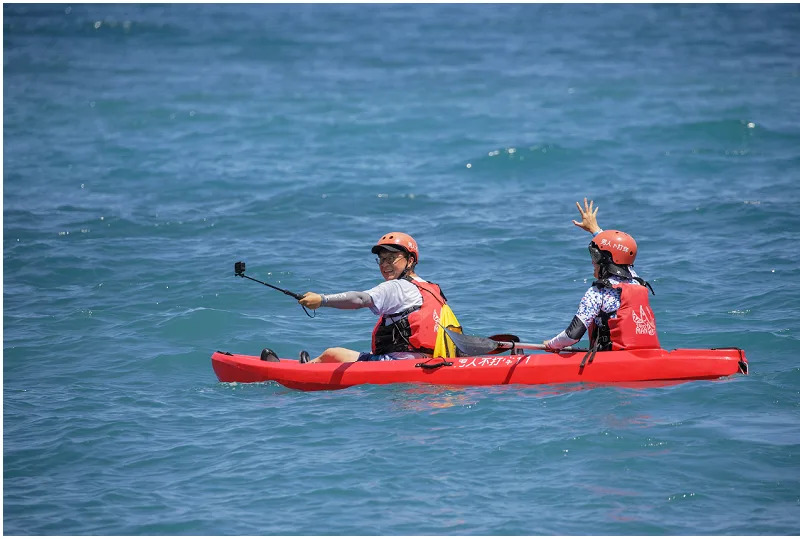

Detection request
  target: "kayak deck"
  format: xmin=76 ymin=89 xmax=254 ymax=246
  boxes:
xmin=211 ymin=348 xmax=748 ymax=391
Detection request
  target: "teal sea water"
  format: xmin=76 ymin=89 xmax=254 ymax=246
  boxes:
xmin=4 ymin=3 xmax=800 ymax=535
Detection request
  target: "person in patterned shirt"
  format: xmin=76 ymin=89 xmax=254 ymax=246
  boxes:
xmin=543 ymin=199 xmax=656 ymax=351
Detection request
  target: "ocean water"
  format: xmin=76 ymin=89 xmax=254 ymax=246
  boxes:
xmin=3 ymin=3 xmax=800 ymax=535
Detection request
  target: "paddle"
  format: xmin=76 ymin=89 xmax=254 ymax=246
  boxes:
xmin=234 ymin=261 xmax=315 ymax=317
xmin=444 ymin=328 xmax=587 ymax=356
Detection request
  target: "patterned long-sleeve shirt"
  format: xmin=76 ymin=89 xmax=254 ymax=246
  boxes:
xmin=546 ymin=268 xmax=641 ymax=349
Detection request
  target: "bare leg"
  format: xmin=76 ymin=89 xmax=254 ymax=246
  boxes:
xmin=307 ymin=347 xmax=361 ymax=363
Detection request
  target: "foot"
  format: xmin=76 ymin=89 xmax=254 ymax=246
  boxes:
xmin=260 ymin=348 xmax=279 ymax=362
xmin=299 ymin=350 xmax=310 ymax=364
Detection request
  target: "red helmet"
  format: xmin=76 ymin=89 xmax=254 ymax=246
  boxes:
xmin=589 ymin=230 xmax=638 ymax=266
xmin=371 ymin=232 xmax=419 ymax=262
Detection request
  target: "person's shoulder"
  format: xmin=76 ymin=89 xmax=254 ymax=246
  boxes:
xmin=373 ymin=279 xmax=415 ymax=293
xmin=400 ymin=278 xmax=428 ymax=294
xmin=583 ymin=283 xmax=604 ymax=301
xmin=587 ymin=279 xmax=607 ymax=292
xmin=370 ymin=279 xmax=400 ymax=292
xmin=585 ymin=280 xmax=620 ymax=301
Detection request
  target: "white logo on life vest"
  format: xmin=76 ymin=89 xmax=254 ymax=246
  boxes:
xmin=632 ymin=306 xmax=656 ymax=335
xmin=432 ymin=309 xmax=441 ymax=332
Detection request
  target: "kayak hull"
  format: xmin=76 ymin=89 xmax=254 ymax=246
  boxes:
xmin=211 ymin=348 xmax=748 ymax=391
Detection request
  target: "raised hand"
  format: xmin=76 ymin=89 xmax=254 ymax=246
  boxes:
xmin=572 ymin=197 xmax=602 ymax=234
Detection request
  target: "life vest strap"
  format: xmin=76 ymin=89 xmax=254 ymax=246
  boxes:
xmin=594 ymin=276 xmax=655 ymax=295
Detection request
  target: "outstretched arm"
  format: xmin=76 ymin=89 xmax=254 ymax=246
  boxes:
xmin=543 ymin=316 xmax=587 ymax=350
xmin=299 ymin=291 xmax=374 ymax=310
xmin=572 ymin=197 xmax=602 ymax=235
xmin=543 ymin=286 xmax=602 ymax=351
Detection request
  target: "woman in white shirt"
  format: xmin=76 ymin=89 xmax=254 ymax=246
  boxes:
xmin=293 ymin=232 xmax=452 ymax=364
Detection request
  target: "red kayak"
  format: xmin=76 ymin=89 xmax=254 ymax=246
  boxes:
xmin=211 ymin=348 xmax=748 ymax=391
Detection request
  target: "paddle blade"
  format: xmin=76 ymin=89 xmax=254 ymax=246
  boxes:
xmin=444 ymin=328 xmax=513 ymax=356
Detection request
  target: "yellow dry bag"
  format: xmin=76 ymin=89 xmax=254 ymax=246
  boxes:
xmin=433 ymin=304 xmax=462 ymax=358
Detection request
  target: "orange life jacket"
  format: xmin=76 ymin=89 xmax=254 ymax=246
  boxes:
xmin=590 ymin=280 xmax=660 ymax=350
xmin=371 ymin=279 xmax=447 ymax=355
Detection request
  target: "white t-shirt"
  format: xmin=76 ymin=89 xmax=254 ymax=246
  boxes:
xmin=364 ymin=278 xmax=424 ymax=325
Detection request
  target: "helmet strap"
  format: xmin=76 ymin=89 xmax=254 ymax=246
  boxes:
xmin=397 ymin=255 xmax=415 ymax=280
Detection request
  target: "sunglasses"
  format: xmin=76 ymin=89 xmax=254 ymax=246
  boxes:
xmin=376 ymin=253 xmax=407 ymax=266
xmin=588 ymin=243 xmax=605 ymax=264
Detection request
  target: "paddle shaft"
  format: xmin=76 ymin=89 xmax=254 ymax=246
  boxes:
xmin=444 ymin=327 xmax=588 ymax=355
xmin=486 ymin=333 xmax=586 ymax=353
xmin=494 ymin=341 xmax=587 ymax=353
